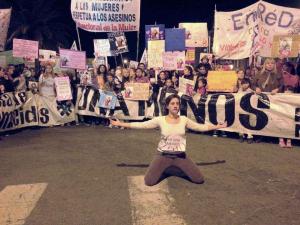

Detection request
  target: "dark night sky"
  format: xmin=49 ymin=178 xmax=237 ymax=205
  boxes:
xmin=1 ymin=0 xmax=300 ymax=62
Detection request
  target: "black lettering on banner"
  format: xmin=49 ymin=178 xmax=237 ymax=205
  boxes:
xmin=77 ymin=87 xmax=91 ymax=110
xmin=39 ymin=108 xmax=50 ymax=124
xmin=13 ymin=109 xmax=19 ymax=126
xmin=116 ymin=94 xmax=130 ymax=116
xmin=0 ymin=112 xmax=11 ymax=129
xmin=147 ymin=92 xmax=160 ymax=117
xmin=89 ymin=89 xmax=100 ymax=112
xmin=25 ymin=106 xmax=38 ymax=123
xmin=208 ymin=94 xmax=235 ymax=126
xmin=179 ymin=94 xmax=207 ymax=124
xmin=138 ymin=101 xmax=145 ymax=116
xmin=239 ymin=93 xmax=270 ymax=130
xmin=0 ymin=93 xmax=13 ymax=107
xmin=13 ymin=92 xmax=27 ymax=106
xmin=294 ymin=108 xmax=300 ymax=137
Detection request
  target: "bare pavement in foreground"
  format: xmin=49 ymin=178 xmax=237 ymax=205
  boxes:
xmin=1 ymin=126 xmax=300 ymax=225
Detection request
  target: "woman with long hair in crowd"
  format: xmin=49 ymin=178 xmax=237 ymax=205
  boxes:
xmin=39 ymin=63 xmax=56 ymax=97
xmin=110 ymin=94 xmax=227 ymax=186
xmin=182 ymin=65 xmax=194 ymax=80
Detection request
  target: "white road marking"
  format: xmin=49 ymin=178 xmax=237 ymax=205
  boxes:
xmin=0 ymin=183 xmax=47 ymax=225
xmin=127 ymin=176 xmax=187 ymax=225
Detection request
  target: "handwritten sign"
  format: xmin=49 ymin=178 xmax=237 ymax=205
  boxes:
xmin=54 ymin=76 xmax=73 ymax=101
xmin=148 ymin=40 xmax=165 ymax=68
xmin=162 ymin=51 xmax=185 ymax=71
xmin=179 ymin=23 xmax=208 ymax=47
xmin=94 ymin=39 xmax=113 ymax=57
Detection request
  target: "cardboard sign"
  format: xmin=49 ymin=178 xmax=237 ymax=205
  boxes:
xmin=207 ymin=71 xmax=238 ymax=92
xmin=55 ymin=76 xmax=73 ymax=101
xmin=162 ymin=51 xmax=185 ymax=71
xmin=123 ymin=83 xmax=150 ymax=100
xmin=179 ymin=23 xmax=208 ymax=47
xmin=98 ymin=90 xmax=117 ymax=109
xmin=59 ymin=48 xmax=86 ymax=70
xmin=179 ymin=77 xmax=195 ymax=96
xmin=165 ymin=28 xmax=186 ymax=51
xmin=13 ymin=39 xmax=39 ymax=59
xmin=107 ymin=32 xmax=128 ymax=55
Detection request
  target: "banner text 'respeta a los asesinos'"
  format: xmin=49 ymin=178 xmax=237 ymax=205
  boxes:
xmin=71 ymin=0 xmax=140 ymax=32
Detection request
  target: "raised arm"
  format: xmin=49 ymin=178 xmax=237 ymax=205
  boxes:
xmin=186 ymin=117 xmax=227 ymax=132
xmin=110 ymin=117 xmax=160 ymax=129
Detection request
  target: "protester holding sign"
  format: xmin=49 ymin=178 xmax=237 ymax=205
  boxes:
xmin=110 ymin=94 xmax=227 ymax=186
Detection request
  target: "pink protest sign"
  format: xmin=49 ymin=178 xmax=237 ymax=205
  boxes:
xmin=13 ymin=38 xmax=39 ymax=59
xmin=59 ymin=48 xmax=86 ymax=70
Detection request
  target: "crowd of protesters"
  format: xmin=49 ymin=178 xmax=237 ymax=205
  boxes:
xmin=1 ymin=55 xmax=300 ymax=147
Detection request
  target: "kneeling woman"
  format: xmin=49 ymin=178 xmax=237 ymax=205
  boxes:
xmin=110 ymin=94 xmax=227 ymax=186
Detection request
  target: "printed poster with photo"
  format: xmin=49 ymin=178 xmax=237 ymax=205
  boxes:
xmin=59 ymin=48 xmax=86 ymax=70
xmin=79 ymin=70 xmax=92 ymax=85
xmin=145 ymin=24 xmax=165 ymax=47
xmin=179 ymin=77 xmax=195 ymax=97
xmin=271 ymin=35 xmax=300 ymax=58
xmin=98 ymin=90 xmax=117 ymax=109
xmin=107 ymin=32 xmax=128 ymax=55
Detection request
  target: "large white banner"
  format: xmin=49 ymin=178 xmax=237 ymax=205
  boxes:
xmin=0 ymin=92 xmax=75 ymax=131
xmin=0 ymin=8 xmax=11 ymax=51
xmin=213 ymin=1 xmax=300 ymax=59
xmin=75 ymin=86 xmax=300 ymax=139
xmin=71 ymin=0 xmax=141 ymax=32
xmin=3 ymin=88 xmax=300 ymax=140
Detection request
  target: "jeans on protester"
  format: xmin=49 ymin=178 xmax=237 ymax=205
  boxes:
xmin=144 ymin=152 xmax=204 ymax=186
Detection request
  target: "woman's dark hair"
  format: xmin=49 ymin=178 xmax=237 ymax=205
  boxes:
xmin=164 ymin=94 xmax=181 ymax=115
xmin=97 ymin=64 xmax=108 ymax=82
xmin=194 ymin=77 xmax=207 ymax=91
xmin=184 ymin=65 xmax=193 ymax=75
